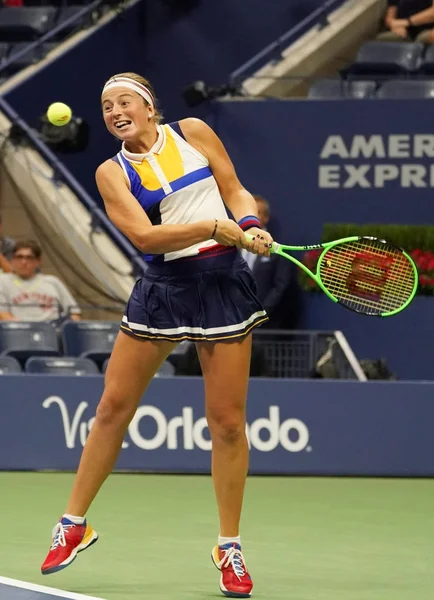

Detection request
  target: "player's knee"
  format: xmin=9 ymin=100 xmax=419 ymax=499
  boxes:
xmin=208 ymin=411 xmax=245 ymax=446
xmin=96 ymin=389 xmax=135 ymax=426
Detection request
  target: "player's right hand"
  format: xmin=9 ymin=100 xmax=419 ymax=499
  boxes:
xmin=212 ymin=220 xmax=248 ymax=249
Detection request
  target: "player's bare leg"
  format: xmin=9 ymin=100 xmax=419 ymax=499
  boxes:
xmin=197 ymin=335 xmax=253 ymax=598
xmin=41 ymin=332 xmax=176 ymax=575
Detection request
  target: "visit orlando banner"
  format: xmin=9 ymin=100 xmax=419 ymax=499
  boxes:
xmin=1 ymin=376 xmax=434 ymax=476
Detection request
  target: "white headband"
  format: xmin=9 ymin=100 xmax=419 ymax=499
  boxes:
xmin=102 ymin=77 xmax=154 ymax=108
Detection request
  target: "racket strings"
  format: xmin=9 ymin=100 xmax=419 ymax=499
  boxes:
xmin=319 ymin=240 xmax=415 ymax=315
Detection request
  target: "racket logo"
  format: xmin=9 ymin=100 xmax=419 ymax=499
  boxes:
xmin=346 ymin=253 xmax=394 ymax=301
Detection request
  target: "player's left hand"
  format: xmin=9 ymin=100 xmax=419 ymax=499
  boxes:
xmin=245 ymin=227 xmax=274 ymax=257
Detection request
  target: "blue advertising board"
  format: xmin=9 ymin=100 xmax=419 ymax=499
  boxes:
xmin=1 ymin=376 xmax=434 ymax=476
xmin=212 ymin=99 xmax=434 ymax=244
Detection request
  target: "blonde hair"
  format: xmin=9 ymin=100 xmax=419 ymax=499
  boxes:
xmin=104 ymin=72 xmax=163 ymax=124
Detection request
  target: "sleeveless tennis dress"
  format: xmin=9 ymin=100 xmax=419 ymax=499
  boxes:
xmin=112 ymin=122 xmax=268 ymax=342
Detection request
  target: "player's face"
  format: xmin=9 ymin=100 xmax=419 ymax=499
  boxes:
xmin=101 ymin=88 xmax=154 ymax=140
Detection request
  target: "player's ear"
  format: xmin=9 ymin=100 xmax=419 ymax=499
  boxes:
xmin=147 ymin=103 xmax=155 ymax=121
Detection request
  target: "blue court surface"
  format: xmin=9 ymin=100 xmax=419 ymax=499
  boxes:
xmin=0 ymin=577 xmax=104 ymax=600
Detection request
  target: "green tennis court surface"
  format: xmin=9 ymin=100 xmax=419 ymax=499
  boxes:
xmin=1 ymin=473 xmax=433 ymax=600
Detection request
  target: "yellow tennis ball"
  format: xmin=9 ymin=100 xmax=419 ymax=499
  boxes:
xmin=46 ymin=102 xmax=72 ymax=126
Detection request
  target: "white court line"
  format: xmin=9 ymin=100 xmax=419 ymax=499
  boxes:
xmin=0 ymin=576 xmax=105 ymax=599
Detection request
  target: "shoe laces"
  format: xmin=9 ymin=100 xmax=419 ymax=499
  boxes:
xmin=218 ymin=545 xmax=246 ymax=580
xmin=50 ymin=522 xmax=75 ymax=550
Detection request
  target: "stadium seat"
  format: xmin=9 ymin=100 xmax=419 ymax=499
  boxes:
xmin=377 ymin=79 xmax=434 ymax=99
xmin=0 ymin=356 xmax=22 ymax=374
xmin=0 ymin=42 xmax=9 ymax=61
xmin=0 ymin=322 xmax=59 ymax=362
xmin=101 ymin=357 xmax=175 ymax=377
xmin=154 ymin=360 xmax=176 ymax=377
xmin=61 ymin=321 xmax=118 ymax=364
xmin=343 ymin=41 xmax=424 ymax=78
xmin=307 ymin=78 xmax=377 ymax=99
xmin=0 ymin=7 xmax=57 ymax=42
xmin=416 ymin=45 xmax=434 ymax=74
xmin=5 ymin=41 xmax=54 ymax=73
xmin=25 ymin=356 xmax=100 ymax=375
xmin=54 ymin=5 xmax=95 ymax=38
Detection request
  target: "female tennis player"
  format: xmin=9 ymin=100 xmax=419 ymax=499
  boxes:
xmin=41 ymin=72 xmax=273 ymax=598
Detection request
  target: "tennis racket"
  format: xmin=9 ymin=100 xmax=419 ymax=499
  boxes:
xmin=245 ymin=234 xmax=418 ymax=317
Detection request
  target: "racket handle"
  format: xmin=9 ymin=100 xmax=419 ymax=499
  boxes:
xmin=244 ymin=232 xmax=278 ymax=253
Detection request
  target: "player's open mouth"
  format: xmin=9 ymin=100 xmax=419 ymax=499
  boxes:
xmin=115 ymin=120 xmax=132 ymax=129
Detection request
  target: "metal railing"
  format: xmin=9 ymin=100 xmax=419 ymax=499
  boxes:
xmin=251 ymin=329 xmax=367 ymax=380
xmin=230 ymin=0 xmax=347 ymax=86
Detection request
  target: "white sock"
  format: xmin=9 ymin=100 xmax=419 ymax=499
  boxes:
xmin=63 ymin=513 xmax=85 ymax=525
xmin=218 ymin=535 xmax=241 ymax=547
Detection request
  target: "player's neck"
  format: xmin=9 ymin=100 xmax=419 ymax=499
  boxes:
xmin=124 ymin=126 xmax=159 ymax=154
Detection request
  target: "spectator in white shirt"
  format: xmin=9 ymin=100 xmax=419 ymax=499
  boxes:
xmin=0 ymin=239 xmax=81 ymax=323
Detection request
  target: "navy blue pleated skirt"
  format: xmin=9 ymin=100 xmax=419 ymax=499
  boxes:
xmin=120 ymin=248 xmax=268 ymax=342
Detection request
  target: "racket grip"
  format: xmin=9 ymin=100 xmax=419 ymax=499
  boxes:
xmin=244 ymin=232 xmax=278 ymax=253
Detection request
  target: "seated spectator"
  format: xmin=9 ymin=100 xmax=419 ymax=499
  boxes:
xmin=241 ymin=195 xmax=295 ymax=329
xmin=0 ymin=214 xmax=15 ymax=273
xmin=377 ymin=0 xmax=434 ymax=44
xmin=0 ymin=239 xmax=81 ymax=323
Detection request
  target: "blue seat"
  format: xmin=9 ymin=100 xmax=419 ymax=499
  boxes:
xmin=0 ymin=42 xmax=9 ymax=62
xmin=344 ymin=41 xmax=424 ymax=78
xmin=25 ymin=356 xmax=100 ymax=375
xmin=54 ymin=5 xmax=95 ymax=39
xmin=0 ymin=356 xmax=22 ymax=375
xmin=166 ymin=340 xmax=194 ymax=369
xmin=102 ymin=357 xmax=175 ymax=377
xmin=5 ymin=42 xmax=54 ymax=73
xmin=416 ymin=45 xmax=434 ymax=74
xmin=61 ymin=321 xmax=118 ymax=363
xmin=153 ymin=360 xmax=176 ymax=378
xmin=377 ymin=79 xmax=434 ymax=99
xmin=0 ymin=7 xmax=57 ymax=42
xmin=308 ymin=78 xmax=377 ymax=99
xmin=0 ymin=322 xmax=59 ymax=362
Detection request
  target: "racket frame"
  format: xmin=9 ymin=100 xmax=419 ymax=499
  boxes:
xmin=246 ymin=234 xmax=418 ymax=317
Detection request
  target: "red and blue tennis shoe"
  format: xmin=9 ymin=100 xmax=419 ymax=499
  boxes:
xmin=211 ymin=542 xmax=253 ymax=598
xmin=41 ymin=516 xmax=98 ymax=575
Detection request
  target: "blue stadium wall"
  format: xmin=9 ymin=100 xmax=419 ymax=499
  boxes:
xmin=1 ymin=376 xmax=434 ymax=475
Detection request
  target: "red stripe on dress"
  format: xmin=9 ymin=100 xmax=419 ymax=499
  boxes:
xmin=188 ymin=246 xmax=236 ymax=260
xmin=198 ymin=243 xmax=227 ymax=254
